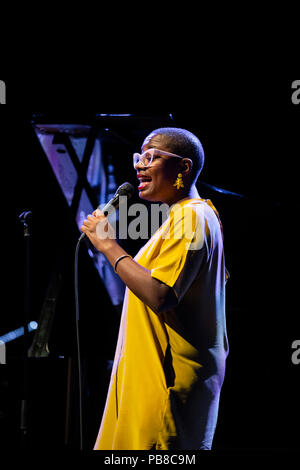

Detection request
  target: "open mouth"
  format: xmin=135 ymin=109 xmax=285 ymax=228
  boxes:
xmin=137 ymin=175 xmax=152 ymax=190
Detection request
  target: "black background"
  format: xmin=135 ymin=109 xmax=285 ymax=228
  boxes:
xmin=0 ymin=77 xmax=298 ymax=454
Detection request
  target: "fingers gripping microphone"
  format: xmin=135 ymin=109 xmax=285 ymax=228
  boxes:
xmin=79 ymin=182 xmax=134 ymax=242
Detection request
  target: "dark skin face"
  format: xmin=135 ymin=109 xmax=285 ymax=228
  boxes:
xmin=136 ymin=133 xmax=200 ymax=206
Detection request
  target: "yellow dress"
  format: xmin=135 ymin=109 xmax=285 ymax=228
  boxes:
xmin=94 ymin=198 xmax=229 ymax=450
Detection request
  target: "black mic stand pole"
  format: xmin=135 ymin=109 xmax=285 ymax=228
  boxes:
xmin=19 ymin=211 xmax=32 ymax=448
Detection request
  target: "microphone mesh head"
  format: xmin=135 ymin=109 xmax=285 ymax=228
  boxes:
xmin=117 ymin=182 xmax=134 ymax=198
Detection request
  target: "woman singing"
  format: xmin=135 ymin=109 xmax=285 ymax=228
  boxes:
xmin=81 ymin=127 xmax=229 ymax=450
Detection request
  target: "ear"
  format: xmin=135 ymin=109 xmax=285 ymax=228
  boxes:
xmin=180 ymin=158 xmax=193 ymax=176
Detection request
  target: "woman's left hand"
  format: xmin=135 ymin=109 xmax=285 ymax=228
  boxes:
xmin=80 ymin=209 xmax=117 ymax=253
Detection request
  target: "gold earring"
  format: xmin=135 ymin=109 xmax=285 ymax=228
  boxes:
xmin=173 ymin=173 xmax=184 ymax=189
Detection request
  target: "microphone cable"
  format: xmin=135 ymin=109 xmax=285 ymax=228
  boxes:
xmin=73 ymin=182 xmax=133 ymax=450
xmin=74 ymin=236 xmax=84 ymax=451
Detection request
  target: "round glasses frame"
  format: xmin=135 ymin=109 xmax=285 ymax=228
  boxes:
xmin=133 ymin=148 xmax=191 ymax=168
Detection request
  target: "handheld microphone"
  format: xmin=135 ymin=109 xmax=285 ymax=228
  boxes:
xmin=78 ymin=182 xmax=134 ymax=242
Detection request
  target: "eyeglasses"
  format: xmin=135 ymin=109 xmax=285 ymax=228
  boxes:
xmin=133 ymin=148 xmax=191 ymax=168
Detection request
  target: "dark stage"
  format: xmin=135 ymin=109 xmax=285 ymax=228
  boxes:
xmin=0 ymin=79 xmax=299 ymax=454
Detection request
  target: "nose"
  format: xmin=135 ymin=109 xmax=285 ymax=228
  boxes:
xmin=134 ymin=158 xmax=144 ymax=170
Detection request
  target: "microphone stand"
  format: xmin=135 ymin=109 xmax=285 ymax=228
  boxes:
xmin=18 ymin=211 xmax=32 ymax=448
